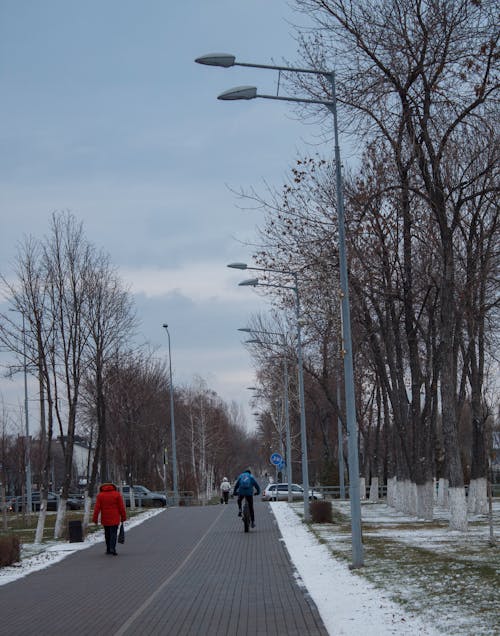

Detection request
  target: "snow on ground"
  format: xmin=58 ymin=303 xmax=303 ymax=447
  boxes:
xmin=2 ymin=502 xmax=497 ymax=636
xmin=270 ymin=502 xmax=439 ymax=636
xmin=0 ymin=509 xmax=164 ymax=586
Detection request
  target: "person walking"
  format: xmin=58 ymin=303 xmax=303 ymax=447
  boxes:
xmin=220 ymin=477 xmax=231 ymax=504
xmin=233 ymin=469 xmax=260 ymax=528
xmin=92 ymin=483 xmax=127 ymax=556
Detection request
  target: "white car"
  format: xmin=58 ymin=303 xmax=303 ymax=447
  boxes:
xmin=261 ymin=483 xmax=324 ymax=501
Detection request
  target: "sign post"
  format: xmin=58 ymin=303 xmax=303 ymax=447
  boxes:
xmin=270 ymin=453 xmax=283 ymax=484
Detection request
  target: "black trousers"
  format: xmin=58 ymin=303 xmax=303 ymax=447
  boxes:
xmin=222 ymin=491 xmax=229 ymax=504
xmin=237 ymin=495 xmax=255 ymax=522
xmin=104 ymin=525 xmax=119 ymax=553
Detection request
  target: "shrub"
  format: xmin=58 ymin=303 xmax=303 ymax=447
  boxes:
xmin=310 ymin=500 xmax=333 ymax=524
xmin=0 ymin=535 xmax=21 ymax=567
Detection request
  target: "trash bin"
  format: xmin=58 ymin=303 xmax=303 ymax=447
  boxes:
xmin=68 ymin=520 xmax=83 ymax=542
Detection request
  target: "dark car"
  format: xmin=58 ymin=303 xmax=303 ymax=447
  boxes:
xmin=9 ymin=491 xmax=82 ymax=512
xmin=121 ymin=485 xmax=167 ymax=508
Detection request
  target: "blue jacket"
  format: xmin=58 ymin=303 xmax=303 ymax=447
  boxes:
xmin=233 ymin=472 xmax=260 ymax=497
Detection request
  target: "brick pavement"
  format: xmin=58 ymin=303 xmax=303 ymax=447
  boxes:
xmin=0 ymin=500 xmax=328 ymax=635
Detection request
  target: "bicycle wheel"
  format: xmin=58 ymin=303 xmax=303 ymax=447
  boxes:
xmin=242 ymin=500 xmax=250 ymax=532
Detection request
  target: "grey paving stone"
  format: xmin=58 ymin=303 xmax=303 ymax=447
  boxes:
xmin=0 ymin=501 xmax=328 ymax=635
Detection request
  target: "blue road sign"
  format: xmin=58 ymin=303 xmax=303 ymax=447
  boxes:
xmin=270 ymin=452 xmax=283 ymax=466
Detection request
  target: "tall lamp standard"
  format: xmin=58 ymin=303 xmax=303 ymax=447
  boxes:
xmin=198 ymin=53 xmax=364 ymax=567
xmin=22 ymin=313 xmax=33 ymax=517
xmin=9 ymin=308 xmax=32 ymax=517
xmin=240 ymin=327 xmax=293 ymax=502
xmin=162 ymin=324 xmax=178 ymax=505
xmin=229 ymin=263 xmax=310 ymax=521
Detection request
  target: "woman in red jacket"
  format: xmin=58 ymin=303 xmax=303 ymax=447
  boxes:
xmin=92 ymin=483 xmax=127 ymax=556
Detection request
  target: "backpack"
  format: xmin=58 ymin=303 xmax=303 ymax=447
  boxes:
xmin=238 ymin=472 xmax=253 ymax=495
xmin=240 ymin=473 xmax=251 ymax=488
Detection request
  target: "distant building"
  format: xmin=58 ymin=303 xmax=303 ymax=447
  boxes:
xmin=53 ymin=436 xmax=94 ymax=490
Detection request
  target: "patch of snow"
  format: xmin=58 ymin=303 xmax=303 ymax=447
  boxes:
xmin=271 ymin=502 xmax=440 ymax=636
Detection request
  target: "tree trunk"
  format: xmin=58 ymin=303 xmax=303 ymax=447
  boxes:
xmin=438 ymin=224 xmax=466 ymax=530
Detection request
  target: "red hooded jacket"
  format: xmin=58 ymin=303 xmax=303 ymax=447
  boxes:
xmin=92 ymin=483 xmax=127 ymax=526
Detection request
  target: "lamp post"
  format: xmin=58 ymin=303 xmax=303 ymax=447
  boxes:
xmin=337 ymin=384 xmax=346 ymax=499
xmin=199 ymin=53 xmax=364 ymax=567
xmin=162 ymin=324 xmax=178 ymax=505
xmin=230 ymin=263 xmax=310 ymax=521
xmin=22 ymin=313 xmax=33 ymax=517
xmin=9 ymin=308 xmax=32 ymax=517
xmin=241 ymin=328 xmax=293 ymax=501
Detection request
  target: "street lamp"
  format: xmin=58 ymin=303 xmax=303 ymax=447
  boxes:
xmin=162 ymin=324 xmax=178 ymax=505
xmin=9 ymin=309 xmax=32 ymax=517
xmin=242 ymin=328 xmax=293 ymax=502
xmin=200 ymin=54 xmax=364 ymax=567
xmin=231 ymin=264 xmax=310 ymax=521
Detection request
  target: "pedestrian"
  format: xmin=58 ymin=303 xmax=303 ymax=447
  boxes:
xmin=92 ymin=483 xmax=127 ymax=556
xmin=220 ymin=477 xmax=231 ymax=504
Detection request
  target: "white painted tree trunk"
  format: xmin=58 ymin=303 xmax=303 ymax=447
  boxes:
xmin=54 ymin=498 xmax=67 ymax=539
xmin=359 ymin=477 xmax=366 ymax=500
xmin=393 ymin=479 xmax=401 ymax=511
xmin=35 ymin=506 xmax=47 ymax=544
xmin=415 ymin=482 xmax=434 ymax=520
xmin=369 ymin=477 xmax=379 ymax=502
xmin=394 ymin=479 xmax=405 ymax=512
xmin=387 ymin=477 xmax=397 ymax=507
xmin=397 ymin=479 xmax=415 ymax=514
xmin=82 ymin=493 xmax=92 ymax=531
xmin=408 ymin=481 xmax=418 ymax=516
xmin=448 ymin=487 xmax=468 ymax=531
xmin=206 ymin=464 xmax=215 ymax=501
xmin=467 ymin=477 xmax=488 ymax=514
xmin=437 ymin=478 xmax=449 ymax=507
xmin=127 ymin=485 xmax=135 ymax=512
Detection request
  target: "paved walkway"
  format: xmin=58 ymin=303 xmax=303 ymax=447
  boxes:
xmin=0 ymin=500 xmax=328 ymax=635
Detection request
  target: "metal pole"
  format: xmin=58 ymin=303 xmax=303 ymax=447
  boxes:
xmin=21 ymin=313 xmax=32 ymax=518
xmin=283 ymin=349 xmax=293 ymax=502
xmin=163 ymin=446 xmax=168 ymax=502
xmin=163 ymin=325 xmax=178 ymax=505
xmin=293 ymin=274 xmax=310 ymax=522
xmin=337 ymin=383 xmax=346 ymax=499
xmin=329 ymin=71 xmax=364 ymax=567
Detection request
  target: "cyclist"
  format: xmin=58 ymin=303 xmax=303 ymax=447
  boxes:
xmin=233 ymin=468 xmax=260 ymax=528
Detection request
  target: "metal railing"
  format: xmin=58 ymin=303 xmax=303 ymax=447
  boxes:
xmin=308 ymin=483 xmax=500 ymax=500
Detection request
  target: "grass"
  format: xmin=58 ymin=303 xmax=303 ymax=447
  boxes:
xmin=0 ymin=507 xmax=147 ymax=544
xmin=300 ymin=499 xmax=499 ymax=636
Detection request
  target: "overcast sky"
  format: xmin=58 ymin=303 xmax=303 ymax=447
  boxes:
xmin=0 ymin=1 xmax=325 ymax=430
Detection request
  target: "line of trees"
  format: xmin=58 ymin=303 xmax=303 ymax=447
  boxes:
xmin=0 ymin=212 xmax=259 ymax=540
xmin=240 ymin=0 xmax=498 ymax=530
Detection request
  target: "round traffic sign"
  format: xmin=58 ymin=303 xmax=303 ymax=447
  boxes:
xmin=270 ymin=452 xmax=283 ymax=466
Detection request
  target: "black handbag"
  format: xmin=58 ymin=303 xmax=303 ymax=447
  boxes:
xmin=118 ymin=522 xmax=125 ymax=544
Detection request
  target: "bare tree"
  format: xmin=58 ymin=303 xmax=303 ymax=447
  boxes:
xmin=288 ymin=0 xmax=499 ymax=529
xmin=79 ymin=252 xmax=136 ymax=527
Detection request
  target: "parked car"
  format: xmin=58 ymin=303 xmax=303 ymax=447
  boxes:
xmin=121 ymin=485 xmax=167 ymax=508
xmin=261 ymin=483 xmax=324 ymax=502
xmin=9 ymin=491 xmax=83 ymax=512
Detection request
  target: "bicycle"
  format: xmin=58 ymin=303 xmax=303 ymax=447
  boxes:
xmin=241 ymin=497 xmax=251 ymax=532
